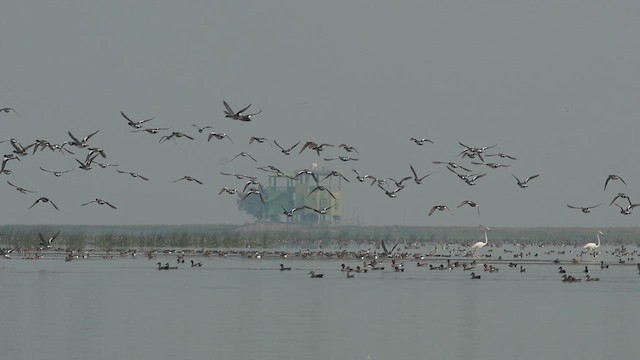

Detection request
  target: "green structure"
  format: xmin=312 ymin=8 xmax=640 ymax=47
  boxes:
xmin=264 ymin=166 xmax=344 ymax=225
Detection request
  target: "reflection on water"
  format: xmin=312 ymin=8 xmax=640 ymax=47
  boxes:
xmin=1 ymin=245 xmax=639 ymax=360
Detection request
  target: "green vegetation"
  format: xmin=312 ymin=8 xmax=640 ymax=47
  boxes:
xmin=1 ymin=224 xmax=639 ymax=249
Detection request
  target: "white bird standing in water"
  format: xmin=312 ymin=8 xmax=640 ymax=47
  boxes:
xmin=471 ymin=227 xmax=490 ymax=257
xmin=584 ymin=231 xmax=602 ymax=251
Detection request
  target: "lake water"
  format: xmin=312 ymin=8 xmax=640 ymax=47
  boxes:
xmin=1 ymin=245 xmax=639 ymax=360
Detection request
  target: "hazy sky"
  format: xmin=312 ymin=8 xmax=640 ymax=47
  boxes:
xmin=1 ymin=1 xmax=639 ymax=228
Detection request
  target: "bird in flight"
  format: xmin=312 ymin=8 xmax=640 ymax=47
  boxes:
xmin=228 ymin=152 xmax=258 ymax=163
xmin=410 ymin=137 xmax=434 ymax=146
xmin=29 ymin=197 xmax=59 ymax=210
xmin=223 ymin=101 xmax=261 ymax=121
xmin=1 ymin=107 xmax=20 ymax=117
xmin=428 ymin=205 xmax=453 ymax=216
xmin=410 ymin=165 xmax=432 ymax=185
xmin=39 ymin=230 xmax=60 ymax=249
xmin=173 ymin=176 xmax=204 ymax=185
xmin=121 ymin=111 xmax=154 ymax=129
xmin=566 ymin=204 xmax=601 ymax=213
xmin=274 ymin=140 xmax=301 ymax=155
xmin=457 ymin=200 xmax=480 ymax=216
xmin=513 ymin=174 xmax=540 ymax=188
xmin=117 ymin=169 xmax=149 ymax=181
xmin=82 ymin=198 xmax=117 ymax=209
xmin=604 ymin=174 xmax=626 ymax=191
xmin=191 ymin=124 xmax=213 ymax=133
xmin=6 ymin=181 xmax=35 ymax=194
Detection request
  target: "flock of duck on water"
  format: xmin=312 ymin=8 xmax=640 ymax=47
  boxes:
xmin=2 ymin=104 xmax=640 ymax=280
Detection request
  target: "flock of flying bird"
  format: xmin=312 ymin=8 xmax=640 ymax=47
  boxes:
xmin=1 ymin=101 xmax=638 ymax=243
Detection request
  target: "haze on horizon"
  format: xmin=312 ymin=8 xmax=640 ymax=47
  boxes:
xmin=1 ymin=1 xmax=639 ymax=228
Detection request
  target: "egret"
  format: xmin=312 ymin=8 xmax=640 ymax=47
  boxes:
xmin=584 ymin=231 xmax=602 ymax=251
xmin=471 ymin=227 xmax=490 ymax=257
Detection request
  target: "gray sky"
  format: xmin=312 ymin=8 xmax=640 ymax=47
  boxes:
xmin=1 ymin=1 xmax=639 ymax=228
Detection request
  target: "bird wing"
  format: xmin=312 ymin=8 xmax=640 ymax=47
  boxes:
xmin=120 ymin=111 xmax=136 ymax=125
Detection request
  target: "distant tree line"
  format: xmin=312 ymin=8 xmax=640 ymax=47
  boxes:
xmin=1 ymin=224 xmax=639 ymax=250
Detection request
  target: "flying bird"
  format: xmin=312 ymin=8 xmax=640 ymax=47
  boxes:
xmin=609 ymin=193 xmax=632 ymax=207
xmin=38 ymin=230 xmax=60 ymax=249
xmin=410 ymin=165 xmax=432 ymax=185
xmin=228 ymin=152 xmax=258 ymax=163
xmin=223 ymin=101 xmax=261 ymax=121
xmin=173 ymin=176 xmax=204 ymax=185
xmin=457 ymin=200 xmax=480 ymax=216
xmin=338 ymin=144 xmax=359 ymax=154
xmin=0 ymin=107 xmax=20 ymax=117
xmin=67 ymin=130 xmax=99 ymax=148
xmin=249 ymin=136 xmax=272 ymax=146
xmin=432 ymin=161 xmax=471 ymax=172
xmin=6 ymin=181 xmax=35 ymax=194
xmin=117 ymin=170 xmax=149 ymax=181
xmin=428 ymin=205 xmax=453 ymax=216
xmin=242 ymin=189 xmax=266 ymax=204
xmin=513 ymin=174 xmax=540 ymax=188
xmin=566 ymin=204 xmax=601 ymax=213
xmin=191 ymin=124 xmax=213 ymax=133
xmin=82 ymin=198 xmax=117 ymax=209
xmin=274 ymin=140 xmax=301 ymax=155
xmin=208 ymin=132 xmax=233 ymax=143
xmin=39 ymin=167 xmax=74 ymax=177
xmin=410 ymin=137 xmax=434 ymax=145
xmin=121 ymin=111 xmax=154 ymax=129
xmin=604 ymin=174 xmax=626 ymax=191
xmin=218 ymin=187 xmax=238 ymax=195
xmin=29 ymin=197 xmax=59 ymax=210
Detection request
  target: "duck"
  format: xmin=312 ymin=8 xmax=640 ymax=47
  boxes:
xmin=566 ymin=204 xmax=601 ymax=213
xmin=432 ymin=161 xmax=471 ymax=172
xmin=38 ymin=230 xmax=61 ymax=249
xmin=40 ymin=167 xmax=74 ymax=177
xmin=29 ymin=197 xmax=59 ymax=210
xmin=279 ymin=264 xmax=291 ymax=271
xmin=558 ymin=266 xmax=566 ymax=274
xmin=409 ymin=164 xmax=432 ymax=185
xmin=67 ymin=130 xmax=99 ymax=148
xmin=457 ymin=200 xmax=480 ymax=216
xmin=428 ymin=205 xmax=453 ymax=216
xmin=157 ymin=262 xmax=177 ymax=270
xmin=190 ymin=260 xmax=202 ymax=267
xmin=222 ymin=100 xmax=261 ymax=121
xmin=604 ymin=174 xmax=626 ymax=191
xmin=585 ymin=275 xmax=599 ymax=281
xmin=249 ymin=136 xmax=272 ymax=146
xmin=0 ymin=107 xmax=19 ymax=116
xmin=469 ymin=272 xmax=481 ymax=279
xmin=513 ymin=174 xmax=540 ymax=188
xmin=410 ymin=137 xmax=434 ymax=145
xmin=6 ymin=180 xmax=35 ymax=194
xmin=81 ymin=198 xmax=117 ymax=209
xmin=173 ymin=176 xmax=204 ymax=185
xmin=121 ymin=111 xmax=154 ymax=129
xmin=308 ymin=271 xmax=324 ymax=278
xmin=116 ymin=169 xmax=149 ymax=181
xmin=207 ymin=132 xmax=233 ymax=143
xmin=191 ymin=124 xmax=213 ymax=133
xmin=273 ymin=140 xmax=301 ymax=155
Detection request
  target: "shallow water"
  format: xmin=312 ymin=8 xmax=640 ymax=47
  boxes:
xmin=1 ymin=245 xmax=639 ymax=360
